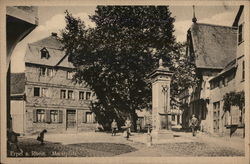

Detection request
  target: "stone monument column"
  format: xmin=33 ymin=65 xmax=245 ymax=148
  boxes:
xmin=149 ymin=59 xmax=173 ymax=141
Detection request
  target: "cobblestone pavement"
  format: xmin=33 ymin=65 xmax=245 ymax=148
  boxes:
xmin=24 ymin=131 xmax=244 ymax=157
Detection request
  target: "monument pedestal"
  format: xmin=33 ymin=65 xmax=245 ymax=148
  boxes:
xmin=149 ymin=59 xmax=174 ymax=144
xmin=151 ymin=130 xmax=173 ymax=142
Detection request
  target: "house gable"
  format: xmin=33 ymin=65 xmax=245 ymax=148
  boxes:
xmin=189 ymin=23 xmax=237 ymax=69
xmin=24 ymin=34 xmax=74 ymax=68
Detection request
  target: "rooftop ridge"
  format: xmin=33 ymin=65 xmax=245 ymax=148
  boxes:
xmin=29 ymin=35 xmax=63 ymax=48
xmin=29 ymin=43 xmax=64 ymax=50
xmin=194 ymin=23 xmax=237 ymax=29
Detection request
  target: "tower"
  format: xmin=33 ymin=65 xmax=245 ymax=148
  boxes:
xmin=192 ymin=5 xmax=197 ymax=23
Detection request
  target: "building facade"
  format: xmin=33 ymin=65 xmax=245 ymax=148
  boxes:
xmin=11 ymin=33 xmax=96 ymax=134
xmin=181 ymin=6 xmax=245 ymax=136
xmin=207 ymin=6 xmax=245 ymax=136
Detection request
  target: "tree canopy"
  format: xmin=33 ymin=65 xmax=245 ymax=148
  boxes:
xmin=61 ymin=6 xmax=190 ymax=129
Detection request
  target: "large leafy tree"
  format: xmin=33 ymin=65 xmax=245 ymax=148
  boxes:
xmin=171 ymin=44 xmax=197 ymax=97
xmin=61 ymin=6 xmax=182 ymax=129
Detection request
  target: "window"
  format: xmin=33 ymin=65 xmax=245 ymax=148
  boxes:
xmin=40 ymin=48 xmax=50 ymax=59
xmin=37 ymin=109 xmax=45 ymax=122
xmin=68 ymin=90 xmax=74 ymax=99
xmin=34 ymin=87 xmax=40 ymax=97
xmin=242 ymin=61 xmax=245 ymax=81
xmin=211 ymin=80 xmax=219 ymax=90
xmin=34 ymin=87 xmax=48 ymax=97
xmin=228 ymin=72 xmax=235 ymax=82
xmin=219 ymin=79 xmax=223 ymax=88
xmin=86 ymin=92 xmax=91 ymax=100
xmin=172 ymin=115 xmax=175 ymax=121
xmin=215 ymin=81 xmax=219 ymax=88
xmin=47 ymin=68 xmax=53 ymax=77
xmin=210 ymin=82 xmax=214 ymax=90
xmin=213 ymin=111 xmax=217 ymax=117
xmin=79 ymin=91 xmax=85 ymax=100
xmin=50 ymin=110 xmax=59 ymax=123
xmin=39 ymin=67 xmax=46 ymax=76
xmin=213 ymin=101 xmax=220 ymax=110
xmin=86 ymin=112 xmax=94 ymax=123
xmin=60 ymin=90 xmax=66 ymax=99
xmin=41 ymin=88 xmax=48 ymax=97
xmin=67 ymin=71 xmax=74 ymax=79
xmin=39 ymin=67 xmax=53 ymax=77
xmin=213 ymin=101 xmax=220 ymax=132
xmin=231 ymin=106 xmax=241 ymax=125
xmin=224 ymin=77 xmax=228 ymax=86
xmin=34 ymin=109 xmax=63 ymax=123
xmin=238 ymin=24 xmax=243 ymax=44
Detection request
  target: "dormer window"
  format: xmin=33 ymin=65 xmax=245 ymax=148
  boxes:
xmin=40 ymin=47 xmax=50 ymax=59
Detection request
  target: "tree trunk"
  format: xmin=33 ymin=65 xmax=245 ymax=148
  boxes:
xmin=130 ymin=111 xmax=138 ymax=132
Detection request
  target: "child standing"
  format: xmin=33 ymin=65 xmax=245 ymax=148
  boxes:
xmin=125 ymin=118 xmax=132 ymax=139
xmin=111 ymin=119 xmax=118 ymax=136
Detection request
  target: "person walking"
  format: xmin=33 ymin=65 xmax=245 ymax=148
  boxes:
xmin=111 ymin=119 xmax=118 ymax=136
xmin=189 ymin=115 xmax=198 ymax=136
xmin=136 ymin=119 xmax=141 ymax=133
xmin=37 ymin=129 xmax=47 ymax=145
xmin=125 ymin=117 xmax=132 ymax=139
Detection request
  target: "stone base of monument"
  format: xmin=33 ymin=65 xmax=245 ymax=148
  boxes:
xmin=151 ymin=130 xmax=174 ymax=143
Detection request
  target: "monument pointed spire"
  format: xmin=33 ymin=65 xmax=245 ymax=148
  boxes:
xmin=159 ymin=58 xmax=164 ymax=68
xmin=192 ymin=5 xmax=197 ymax=23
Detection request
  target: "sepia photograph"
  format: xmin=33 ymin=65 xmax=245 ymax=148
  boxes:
xmin=1 ymin=1 xmax=249 ymax=164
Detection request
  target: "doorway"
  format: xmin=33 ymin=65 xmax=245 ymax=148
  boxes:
xmin=66 ymin=109 xmax=76 ymax=130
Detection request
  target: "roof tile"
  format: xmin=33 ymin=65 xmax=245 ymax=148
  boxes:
xmin=24 ymin=35 xmax=74 ymax=68
xmin=191 ymin=23 xmax=237 ymax=69
xmin=11 ymin=73 xmax=25 ymax=95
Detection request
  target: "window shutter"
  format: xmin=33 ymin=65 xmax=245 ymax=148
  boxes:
xmin=231 ymin=106 xmax=240 ymax=125
xmin=59 ymin=110 xmax=63 ymax=123
xmin=33 ymin=109 xmax=37 ymax=123
xmin=82 ymin=111 xmax=87 ymax=123
xmin=93 ymin=113 xmax=96 ymax=123
xmin=45 ymin=110 xmax=51 ymax=123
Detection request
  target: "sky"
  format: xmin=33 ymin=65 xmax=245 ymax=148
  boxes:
xmin=10 ymin=5 xmax=239 ymax=72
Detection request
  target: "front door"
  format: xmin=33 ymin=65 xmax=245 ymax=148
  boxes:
xmin=66 ymin=109 xmax=76 ymax=130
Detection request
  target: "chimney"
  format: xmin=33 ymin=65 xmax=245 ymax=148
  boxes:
xmin=51 ymin=32 xmax=57 ymax=37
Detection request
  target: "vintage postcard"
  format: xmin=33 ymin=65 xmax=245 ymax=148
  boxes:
xmin=0 ymin=0 xmax=249 ymax=164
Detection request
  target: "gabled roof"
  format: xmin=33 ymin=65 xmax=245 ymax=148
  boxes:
xmin=190 ymin=23 xmax=237 ymax=69
xmin=24 ymin=34 xmax=74 ymax=68
xmin=31 ymin=35 xmax=63 ymax=50
xmin=11 ymin=73 xmax=25 ymax=95
xmin=209 ymin=59 xmax=237 ymax=82
xmin=232 ymin=5 xmax=244 ymax=27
